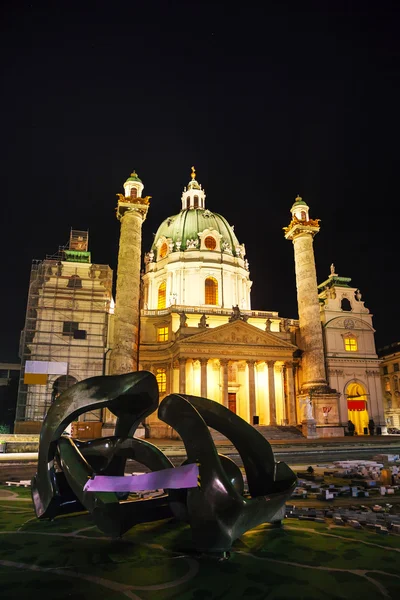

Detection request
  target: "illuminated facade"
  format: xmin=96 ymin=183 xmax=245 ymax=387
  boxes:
xmin=14 ymin=168 xmax=386 ymax=438
xmin=378 ymin=342 xmax=400 ymax=429
xmin=318 ymin=268 xmax=384 ymax=435
xmin=135 ymin=170 xmax=386 ymax=438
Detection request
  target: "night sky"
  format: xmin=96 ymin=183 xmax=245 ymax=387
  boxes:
xmin=1 ymin=1 xmax=399 ymax=362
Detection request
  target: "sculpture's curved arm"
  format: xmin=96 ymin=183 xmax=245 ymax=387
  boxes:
xmin=170 ymin=394 xmax=295 ymax=496
xmin=32 ymin=371 xmax=158 ymax=518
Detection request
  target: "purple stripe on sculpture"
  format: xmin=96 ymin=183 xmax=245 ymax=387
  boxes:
xmin=83 ymin=462 xmax=199 ymax=493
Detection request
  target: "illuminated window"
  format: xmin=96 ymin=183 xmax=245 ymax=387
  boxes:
xmin=344 ymin=337 xmax=358 ymax=352
xmin=385 ymin=378 xmax=391 ymax=392
xmin=157 ymin=327 xmax=168 ymax=342
xmin=159 ymin=242 xmax=168 ymax=259
xmin=156 ymin=368 xmax=166 ymax=393
xmin=157 ymin=282 xmax=166 ymax=309
xmin=205 ymin=277 xmax=218 ymax=305
xmin=300 ymin=211 xmax=306 ymax=220
xmin=194 ymin=195 xmax=199 ymax=207
xmin=130 ymin=188 xmax=137 ymax=199
xmin=204 ymin=236 xmax=217 ymax=250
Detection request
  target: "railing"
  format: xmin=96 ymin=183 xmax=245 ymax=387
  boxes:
xmin=141 ymin=304 xmax=299 ymax=325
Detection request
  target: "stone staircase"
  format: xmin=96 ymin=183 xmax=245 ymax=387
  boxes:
xmin=209 ymin=425 xmax=305 ymax=443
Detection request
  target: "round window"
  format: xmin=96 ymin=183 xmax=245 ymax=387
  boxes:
xmin=159 ymin=242 xmax=168 ymax=258
xmin=204 ymin=236 xmax=217 ymax=250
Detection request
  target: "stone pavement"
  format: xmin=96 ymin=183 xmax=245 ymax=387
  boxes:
xmin=0 ymin=433 xmax=399 ymax=462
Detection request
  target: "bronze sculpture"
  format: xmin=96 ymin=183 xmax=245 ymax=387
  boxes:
xmin=32 ymin=371 xmax=297 ymax=555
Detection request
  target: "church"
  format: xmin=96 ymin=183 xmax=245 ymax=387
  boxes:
xmin=15 ymin=168 xmax=385 ymax=439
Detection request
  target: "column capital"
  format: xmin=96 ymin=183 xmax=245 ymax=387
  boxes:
xmin=246 ymin=359 xmax=256 ymax=366
xmin=219 ymin=358 xmax=229 ymax=366
xmin=199 ymin=357 xmax=209 ymax=366
xmin=178 ymin=357 xmax=186 ymax=365
xmin=284 ymin=360 xmax=294 ymax=368
xmin=266 ymin=360 xmax=275 ymax=368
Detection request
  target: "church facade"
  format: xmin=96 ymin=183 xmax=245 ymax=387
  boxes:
xmin=128 ymin=169 xmax=385 ymax=438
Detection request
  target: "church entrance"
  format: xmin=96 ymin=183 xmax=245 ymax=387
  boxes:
xmin=228 ymin=393 xmax=237 ymax=414
xmin=346 ymin=381 xmax=369 ymax=435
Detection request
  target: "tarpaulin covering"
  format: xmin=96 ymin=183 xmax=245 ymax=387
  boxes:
xmin=83 ymin=462 xmax=200 ymax=493
xmin=347 ymin=400 xmax=366 ymax=411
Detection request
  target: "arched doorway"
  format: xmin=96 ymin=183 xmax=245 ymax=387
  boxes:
xmin=346 ymin=381 xmax=369 ymax=435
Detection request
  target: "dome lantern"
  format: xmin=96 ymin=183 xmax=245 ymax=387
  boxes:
xmin=181 ymin=166 xmax=206 ymax=210
xmin=123 ymin=170 xmax=144 ymax=200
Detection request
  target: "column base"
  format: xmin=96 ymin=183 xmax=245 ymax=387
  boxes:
xmin=302 ymin=419 xmax=318 ymax=439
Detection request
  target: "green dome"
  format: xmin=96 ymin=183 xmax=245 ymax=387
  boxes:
xmin=125 ymin=170 xmax=142 ymax=183
xmin=152 ymin=208 xmax=241 ymax=256
xmin=291 ymin=195 xmax=309 ymax=210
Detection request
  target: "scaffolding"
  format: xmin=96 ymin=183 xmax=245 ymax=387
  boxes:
xmin=15 ymin=231 xmax=113 ymax=433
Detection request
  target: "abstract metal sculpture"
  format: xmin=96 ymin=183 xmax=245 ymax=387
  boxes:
xmin=32 ymin=371 xmax=297 ymax=554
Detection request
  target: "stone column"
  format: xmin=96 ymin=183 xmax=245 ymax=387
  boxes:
xmin=220 ymin=359 xmax=229 ymax=408
xmin=267 ymin=360 xmax=277 ymax=425
xmin=179 ymin=358 xmax=186 ymax=394
xmin=247 ymin=360 xmax=256 ymax=425
xmin=284 ymin=209 xmax=327 ymax=391
xmin=285 ymin=362 xmax=297 ymax=425
xmin=109 ymin=203 xmax=149 ymax=376
xmin=276 ymin=364 xmax=286 ymax=424
xmin=200 ymin=358 xmax=208 ymax=398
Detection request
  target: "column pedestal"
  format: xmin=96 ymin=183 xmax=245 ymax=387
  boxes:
xmin=302 ymin=419 xmax=318 ymax=439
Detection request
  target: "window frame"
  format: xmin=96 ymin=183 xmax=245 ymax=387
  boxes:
xmin=204 ymin=236 xmax=217 ymax=250
xmin=157 ymin=282 xmax=167 ymax=309
xmin=62 ymin=321 xmax=79 ymax=336
xmin=344 ymin=336 xmax=358 ymax=352
xmin=205 ymin=277 xmax=218 ymax=305
xmin=156 ymin=368 xmax=167 ymax=393
xmin=157 ymin=326 xmax=169 ymax=342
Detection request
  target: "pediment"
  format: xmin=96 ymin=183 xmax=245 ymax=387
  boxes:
xmin=179 ymin=319 xmax=296 ymax=349
xmin=325 ymin=316 xmax=374 ymax=332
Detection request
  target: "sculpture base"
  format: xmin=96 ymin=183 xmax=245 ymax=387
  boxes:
xmin=302 ymin=419 xmax=318 ymax=439
xmin=316 ymin=425 xmax=345 ymax=438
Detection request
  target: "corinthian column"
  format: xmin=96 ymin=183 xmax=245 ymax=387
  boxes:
xmin=179 ymin=358 xmax=186 ymax=394
xmin=267 ymin=360 xmax=277 ymax=425
xmin=284 ymin=196 xmax=327 ymax=391
xmin=220 ymin=359 xmax=229 ymax=408
xmin=200 ymin=358 xmax=208 ymax=398
xmin=247 ymin=360 xmax=256 ymax=424
xmin=285 ymin=362 xmax=297 ymax=425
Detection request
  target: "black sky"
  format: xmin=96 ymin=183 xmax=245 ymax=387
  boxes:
xmin=0 ymin=0 xmax=399 ymax=362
